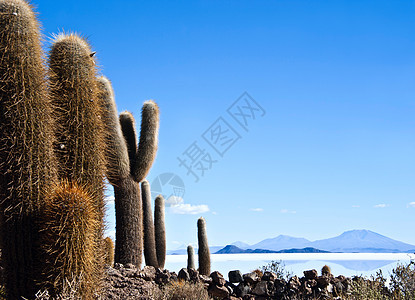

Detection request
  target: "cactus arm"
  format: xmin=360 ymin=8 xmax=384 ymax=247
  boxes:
xmin=98 ymin=76 xmax=130 ymax=184
xmin=119 ymin=111 xmax=138 ymax=170
xmin=131 ymin=100 xmax=159 ymax=182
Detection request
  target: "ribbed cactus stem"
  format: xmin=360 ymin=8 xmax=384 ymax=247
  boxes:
xmin=104 ymin=237 xmax=115 ymax=267
xmin=132 ymin=101 xmax=159 ymax=182
xmin=155 ymin=195 xmax=166 ymax=269
xmin=141 ymin=180 xmax=158 ymax=267
xmin=98 ymin=76 xmax=130 ymax=183
xmin=197 ymin=217 xmax=211 ymax=276
xmin=39 ymin=181 xmax=99 ymax=298
xmin=119 ymin=111 xmax=137 ymax=167
xmin=187 ymin=245 xmax=195 ymax=270
xmin=49 ymin=33 xmax=106 ymax=293
xmin=0 ymin=0 xmax=57 ymax=297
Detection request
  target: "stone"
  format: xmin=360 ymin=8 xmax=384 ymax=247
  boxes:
xmin=252 ymin=281 xmax=268 ymax=296
xmin=304 ymin=269 xmax=318 ymax=280
xmin=243 ymin=271 xmax=259 ymax=285
xmin=288 ymin=276 xmax=301 ymax=291
xmin=274 ymin=278 xmax=287 ymax=295
xmin=262 ymin=271 xmax=278 ymax=281
xmin=178 ymin=268 xmax=190 ymax=281
xmin=317 ymin=275 xmax=330 ymax=288
xmin=208 ymin=284 xmax=229 ymax=299
xmin=200 ymin=274 xmax=213 ymax=284
xmin=155 ymin=269 xmax=171 ymax=284
xmin=125 ymin=263 xmax=136 ymax=270
xmin=188 ymin=268 xmax=200 ymax=282
xmin=225 ymin=281 xmax=236 ymax=295
xmin=114 ymin=263 xmax=124 ymax=270
xmin=229 ymin=270 xmax=244 ymax=283
xmin=210 ymin=271 xmax=226 ymax=286
xmin=141 ymin=266 xmax=156 ymax=281
xmin=236 ymin=282 xmax=251 ymax=298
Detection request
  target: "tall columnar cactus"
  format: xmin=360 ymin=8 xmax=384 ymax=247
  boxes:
xmin=197 ymin=217 xmax=211 ymax=276
xmin=99 ymin=76 xmax=159 ymax=267
xmin=39 ymin=181 xmax=99 ymax=298
xmin=48 ymin=33 xmax=106 ymax=291
xmin=187 ymin=245 xmax=196 ymax=270
xmin=155 ymin=195 xmax=166 ymax=269
xmin=141 ymin=180 xmax=158 ymax=267
xmin=0 ymin=0 xmax=57 ymax=297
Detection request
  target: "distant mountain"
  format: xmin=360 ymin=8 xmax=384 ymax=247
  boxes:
xmin=167 ymin=246 xmax=223 ymax=255
xmin=309 ymin=230 xmax=415 ymax=253
xmin=167 ymin=229 xmax=415 ymax=254
xmin=215 ymin=245 xmax=330 ymax=254
xmin=231 ymin=241 xmax=251 ymax=249
xmin=251 ymin=235 xmax=310 ymax=251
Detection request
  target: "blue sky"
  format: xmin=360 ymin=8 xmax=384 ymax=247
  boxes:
xmin=35 ymin=0 xmax=415 ymax=248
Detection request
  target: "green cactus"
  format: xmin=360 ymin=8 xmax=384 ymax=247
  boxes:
xmin=38 ymin=180 xmax=99 ymax=298
xmin=155 ymin=195 xmax=166 ymax=269
xmin=48 ymin=33 xmax=106 ymax=293
xmin=0 ymin=0 xmax=57 ymax=297
xmin=100 ymin=75 xmax=159 ymax=267
xmin=187 ymin=245 xmax=196 ymax=270
xmin=141 ymin=180 xmax=158 ymax=268
xmin=197 ymin=217 xmax=211 ymax=276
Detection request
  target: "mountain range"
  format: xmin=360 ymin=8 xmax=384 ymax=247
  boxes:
xmin=231 ymin=230 xmax=415 ymax=253
xmin=167 ymin=230 xmax=415 ymax=254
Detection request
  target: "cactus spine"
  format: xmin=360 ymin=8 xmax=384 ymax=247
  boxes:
xmin=155 ymin=195 xmax=166 ymax=269
xmin=0 ymin=0 xmax=57 ymax=297
xmin=141 ymin=180 xmax=158 ymax=267
xmin=39 ymin=181 xmax=99 ymax=298
xmin=48 ymin=33 xmax=106 ymax=293
xmin=187 ymin=245 xmax=196 ymax=270
xmin=197 ymin=217 xmax=211 ymax=276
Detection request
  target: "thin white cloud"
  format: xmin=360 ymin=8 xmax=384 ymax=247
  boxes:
xmin=352 ymin=205 xmax=360 ymax=208
xmin=280 ymin=209 xmax=296 ymax=214
xmin=407 ymin=202 xmax=415 ymax=208
xmin=250 ymin=208 xmax=263 ymax=212
xmin=170 ymin=203 xmax=209 ymax=215
xmin=165 ymin=196 xmax=184 ymax=206
xmin=374 ymin=204 xmax=389 ymax=208
xmin=212 ymin=211 xmax=218 ymax=215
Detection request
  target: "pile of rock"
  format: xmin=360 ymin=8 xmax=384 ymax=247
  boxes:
xmin=177 ymin=267 xmax=352 ymax=300
xmin=102 ymin=263 xmax=352 ymax=299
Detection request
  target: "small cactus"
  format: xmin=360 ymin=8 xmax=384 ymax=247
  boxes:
xmin=39 ymin=180 xmax=100 ymax=298
xmin=104 ymin=237 xmax=115 ymax=267
xmin=187 ymin=245 xmax=196 ymax=270
xmin=141 ymin=180 xmax=158 ymax=267
xmin=322 ymin=265 xmax=331 ymax=276
xmin=155 ymin=195 xmax=166 ymax=269
xmin=197 ymin=217 xmax=211 ymax=276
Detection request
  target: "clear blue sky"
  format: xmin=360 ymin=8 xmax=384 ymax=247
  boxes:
xmin=35 ymin=0 xmax=415 ymax=248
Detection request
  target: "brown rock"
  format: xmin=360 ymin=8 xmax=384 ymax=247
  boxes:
xmin=211 ymin=271 xmax=226 ymax=286
xmin=252 ymin=281 xmax=268 ymax=296
xmin=304 ymin=269 xmax=318 ymax=280
xmin=243 ymin=271 xmax=259 ymax=285
xmin=208 ymin=284 xmax=230 ymax=299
